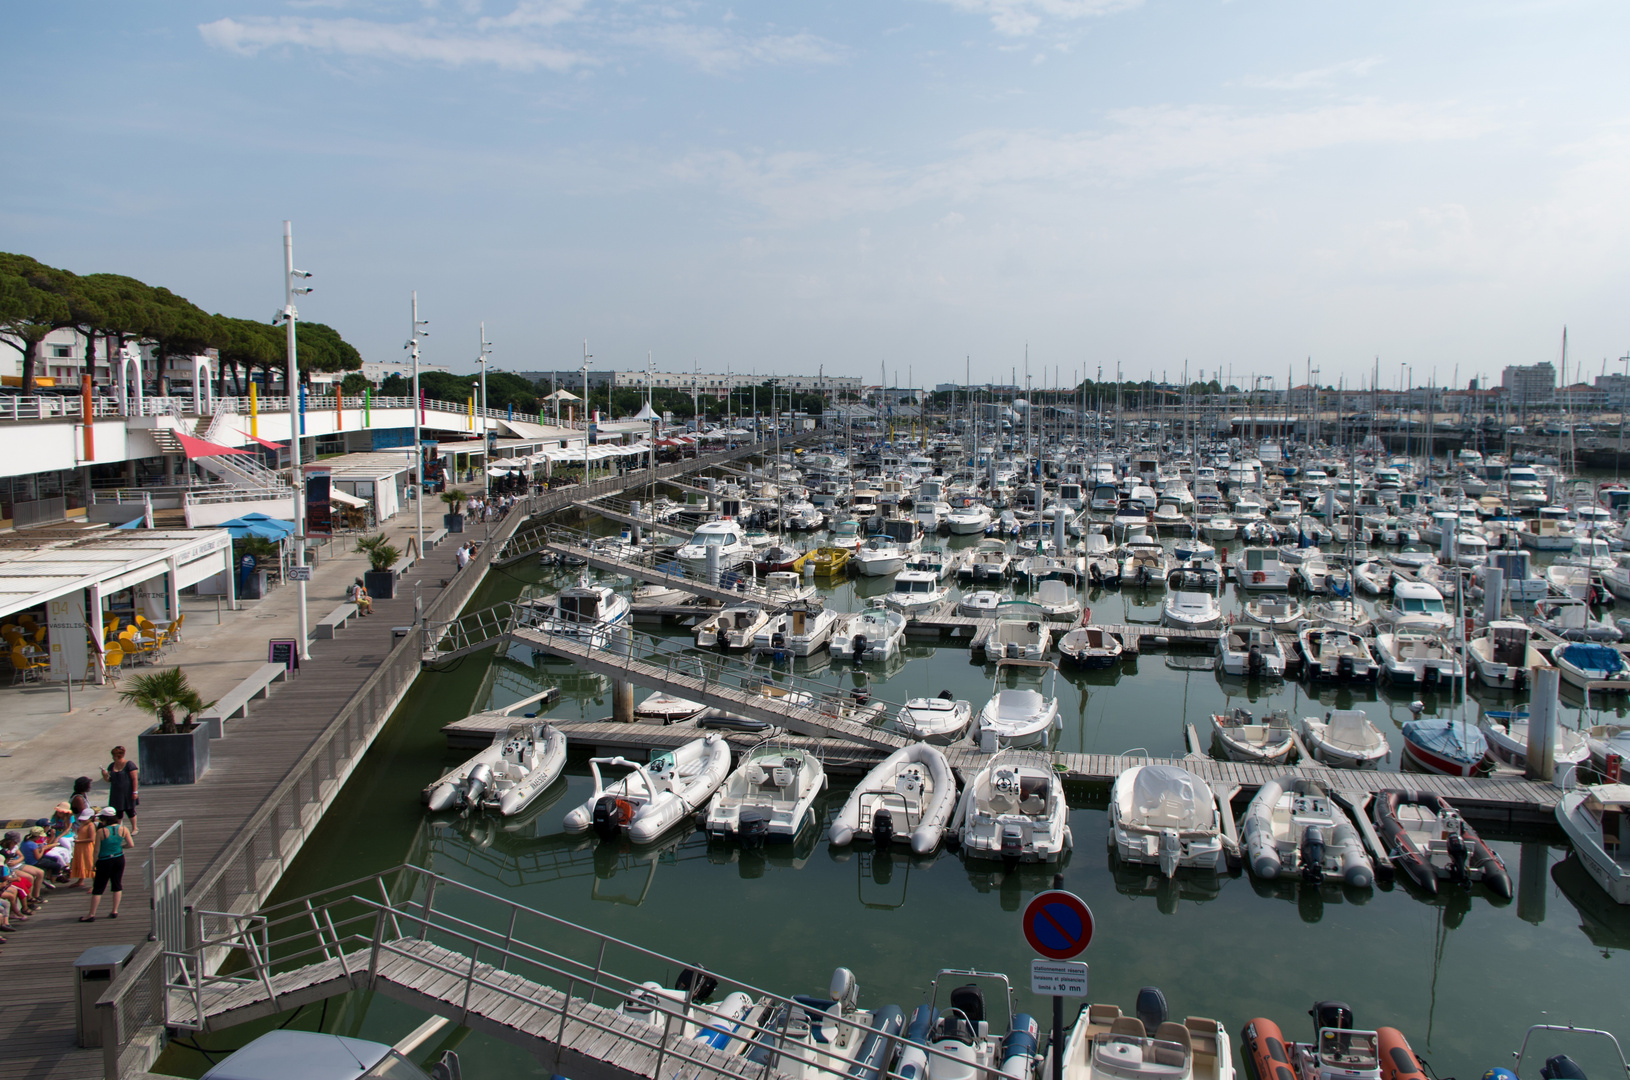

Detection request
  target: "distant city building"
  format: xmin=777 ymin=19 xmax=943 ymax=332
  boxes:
xmin=512 ymin=371 xmax=861 ymax=398
xmin=361 ymin=360 xmax=450 ymax=384
xmin=1502 ymin=362 xmax=1556 ymax=405
xmin=1594 ymin=373 xmax=1630 ymax=408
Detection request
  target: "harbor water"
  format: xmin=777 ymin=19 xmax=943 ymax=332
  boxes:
xmin=156 ymin=524 xmax=1630 ymax=1080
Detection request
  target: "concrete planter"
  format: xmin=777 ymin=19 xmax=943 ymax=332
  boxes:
xmin=364 ymin=569 xmax=397 ymax=601
xmin=137 ymin=722 xmax=211 ymax=785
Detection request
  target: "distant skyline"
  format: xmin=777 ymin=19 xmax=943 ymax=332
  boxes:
xmin=5 ymin=1 xmax=1630 ymax=389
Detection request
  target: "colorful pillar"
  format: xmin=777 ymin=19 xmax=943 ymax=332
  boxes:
xmin=81 ymin=375 xmax=94 ymax=460
xmin=249 ymin=381 xmax=258 ymax=438
xmin=467 ymin=396 xmax=474 ymax=431
xmin=363 ymin=388 xmax=371 ymax=428
xmin=299 ymin=385 xmax=307 ymax=435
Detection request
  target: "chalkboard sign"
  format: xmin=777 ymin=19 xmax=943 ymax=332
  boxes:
xmin=268 ymin=638 xmax=300 ymax=672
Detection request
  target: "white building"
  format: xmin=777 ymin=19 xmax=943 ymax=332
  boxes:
xmin=1502 ymin=362 xmax=1556 ymax=405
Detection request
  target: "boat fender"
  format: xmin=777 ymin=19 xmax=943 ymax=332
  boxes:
xmin=1542 ymin=1055 xmax=1589 ymax=1080
xmin=1242 ymin=1018 xmax=1297 ymax=1080
xmin=896 ymin=1005 xmax=936 ymax=1080
xmin=999 ymin=1015 xmax=1041 ymax=1080
xmin=873 ymin=808 xmax=896 ymax=848
xmin=1377 ymin=1028 xmax=1427 ymax=1080
xmin=846 ymin=1005 xmax=905 ymax=1080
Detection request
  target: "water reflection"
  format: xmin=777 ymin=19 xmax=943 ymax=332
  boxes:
xmin=1552 ymin=854 xmax=1630 ymax=957
xmin=1106 ymin=849 xmax=1229 ymax=915
xmin=828 ymin=842 xmax=943 ymax=910
xmin=1246 ymin=869 xmax=1373 ymax=924
xmin=709 ymin=813 xmax=824 ymax=876
xmin=962 ymin=849 xmax=1075 ymax=911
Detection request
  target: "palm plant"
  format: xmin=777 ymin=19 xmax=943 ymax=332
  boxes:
xmin=118 ymin=667 xmax=211 ymax=735
xmin=355 ymin=533 xmax=402 ymax=573
xmin=440 ymin=490 xmax=466 ymax=514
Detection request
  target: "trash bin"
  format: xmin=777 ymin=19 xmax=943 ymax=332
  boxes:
xmin=75 ymin=943 xmax=135 ymax=1047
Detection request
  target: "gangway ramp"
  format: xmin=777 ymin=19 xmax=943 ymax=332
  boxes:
xmin=570 ymin=497 xmax=694 ymax=539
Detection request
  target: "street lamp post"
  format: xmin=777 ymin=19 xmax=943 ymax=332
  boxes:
xmin=406 ymin=293 xmax=429 ymax=558
xmin=582 ymin=341 xmax=593 ymax=483
xmin=478 ymin=323 xmax=492 ymax=500
xmin=279 ymin=221 xmax=313 ymax=658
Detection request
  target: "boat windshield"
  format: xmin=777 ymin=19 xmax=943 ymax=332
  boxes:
xmin=1402 ymin=598 xmax=1445 ymax=613
xmin=1091 ymin=1036 xmax=1191 ymax=1080
xmin=1317 ymin=1030 xmax=1378 ymax=1070
xmin=834 ymin=522 xmax=859 ymax=537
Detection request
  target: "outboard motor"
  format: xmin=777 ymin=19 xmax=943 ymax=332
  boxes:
xmin=465 ymin=763 xmax=493 ymax=807
xmin=831 ymin=967 xmax=860 ymax=1013
xmin=1248 ymin=645 xmax=1264 ymax=675
xmin=1337 ymin=655 xmax=1354 ymax=679
xmin=1299 ymin=824 xmax=1326 ymax=883
xmin=1001 ymin=823 xmax=1024 ymax=862
xmin=938 ymin=689 xmax=955 ymax=701
xmin=1446 ymin=829 xmax=1471 ymax=885
xmin=739 ymin=809 xmax=768 ymax=850
xmin=771 ymin=633 xmax=787 ymax=651
xmin=852 ymin=634 xmax=867 ymax=659
xmin=1135 ymin=987 xmax=1168 ymax=1032
xmin=592 ymin=795 xmax=629 ymax=840
xmin=1542 ymin=1055 xmax=1589 ymax=1080
xmin=675 ymin=967 xmax=719 ymax=1003
xmin=1310 ymin=1001 xmax=1353 ymax=1037
xmin=873 ymin=807 xmax=896 ymax=848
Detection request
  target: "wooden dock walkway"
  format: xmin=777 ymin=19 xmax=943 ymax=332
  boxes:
xmin=569 ymin=499 xmax=693 ymax=539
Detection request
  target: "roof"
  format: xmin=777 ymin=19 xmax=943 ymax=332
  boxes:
xmin=0 ymin=529 xmax=232 ymax=620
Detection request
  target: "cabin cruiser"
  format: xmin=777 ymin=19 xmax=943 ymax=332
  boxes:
xmin=1400 ymin=717 xmax=1488 ymax=776
xmin=1109 ymin=764 xmax=1225 ymax=877
xmin=563 ymin=735 xmax=733 ymax=843
xmin=830 ymin=742 xmax=957 ymax=854
xmin=854 ymin=536 xmax=912 ymax=577
xmin=894 ymin=693 xmax=974 ymax=744
xmin=426 ymin=721 xmax=566 ymax=816
xmin=704 ymin=743 xmax=826 ymax=844
xmin=1237 ymin=548 xmax=1291 ymax=590
xmin=947 ymin=502 xmax=994 ymax=536
xmin=1555 ymin=782 xmax=1630 ymax=904
xmin=1162 ymin=591 xmax=1222 ymax=630
xmin=752 ymin=604 xmax=840 ymax=658
xmin=1242 ymin=595 xmax=1304 ymax=631
xmin=958 ymin=589 xmax=1005 ymax=618
xmin=965 ymin=539 xmax=1013 ymax=582
xmin=695 ymin=604 xmax=770 ymax=650
xmin=1373 ymin=630 xmax=1464 ymax=686
xmin=953 ymin=751 xmax=1072 ymax=861
xmin=1058 ymin=625 xmax=1125 ymax=669
xmin=989 ymin=601 xmax=1052 ymax=660
xmin=830 ymin=608 xmax=908 ymax=662
xmin=1533 ymin=595 xmax=1622 ymax=643
xmin=1061 ymin=992 xmax=1233 ymax=1080
xmin=1217 ymin=626 xmax=1288 ymax=678
xmin=677 ymin=519 xmax=754 ymax=574
xmin=976 ymin=659 xmax=1062 ymax=748
xmin=526 ymin=582 xmax=631 ymax=648
xmin=1034 ymin=579 xmax=1083 ymax=622
xmin=883 ymin=570 xmax=951 ymax=617
xmin=1243 ymin=777 xmax=1375 ymax=887
xmin=1467 ymin=620 xmax=1553 ymax=689
xmin=1209 ymin=707 xmax=1294 ymax=764
xmin=1298 ymin=626 xmax=1378 ymax=682
xmin=1373 ymin=790 xmax=1511 ymax=896
xmin=1478 ymin=708 xmax=1590 ymax=771
xmin=1298 ymin=709 xmax=1389 ymax=769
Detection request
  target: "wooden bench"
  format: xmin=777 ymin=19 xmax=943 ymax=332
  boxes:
xmin=196 ymin=662 xmax=290 ymax=738
xmin=316 ymin=602 xmax=358 ymax=639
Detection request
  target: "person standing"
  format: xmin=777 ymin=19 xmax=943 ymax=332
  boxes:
xmin=68 ymin=808 xmax=95 ymax=890
xmin=102 ymin=746 xmax=138 ymax=835
xmin=80 ymin=808 xmax=132 ymax=921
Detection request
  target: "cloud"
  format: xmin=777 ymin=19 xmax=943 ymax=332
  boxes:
xmin=199 ymin=15 xmax=590 ymax=71
xmin=616 ymin=23 xmax=844 ymax=73
xmin=1242 ymin=57 xmax=1384 ymax=91
xmin=924 ymin=0 xmax=1142 ymax=37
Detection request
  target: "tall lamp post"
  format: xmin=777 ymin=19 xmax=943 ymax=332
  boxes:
xmin=478 ymin=323 xmax=492 ymax=499
xmin=406 ymin=293 xmax=429 ymax=555
xmin=581 ymin=341 xmax=593 ymax=483
xmin=278 ymin=221 xmax=313 ymax=658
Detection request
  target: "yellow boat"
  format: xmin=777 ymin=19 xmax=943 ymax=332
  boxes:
xmin=795 ymin=546 xmax=850 ymax=576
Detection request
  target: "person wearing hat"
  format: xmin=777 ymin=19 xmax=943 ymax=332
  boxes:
xmin=69 ymin=808 xmax=96 ymax=890
xmin=1 ymin=832 xmax=48 ymax=903
xmin=80 ymin=808 xmax=132 ymax=921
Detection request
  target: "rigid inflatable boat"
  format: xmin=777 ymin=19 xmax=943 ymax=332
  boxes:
xmin=1242 ymin=777 xmax=1374 ymax=887
xmin=744 ymin=968 xmax=904 ymax=1080
xmin=896 ymin=971 xmax=1042 ymax=1080
xmin=1372 ymin=790 xmax=1512 ymax=897
xmin=563 ymin=734 xmax=732 ymax=844
xmin=426 ymin=721 xmax=566 ymax=817
xmin=1060 ymin=986 xmax=1233 ymax=1080
xmin=829 ymin=743 xmax=957 ymax=854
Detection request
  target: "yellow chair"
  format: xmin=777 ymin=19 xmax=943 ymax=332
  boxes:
xmin=101 ymin=643 xmax=125 ymax=681
xmin=168 ymin=612 xmax=185 ymax=643
xmin=10 ymin=647 xmax=46 ymax=684
xmin=119 ymin=627 xmax=151 ymax=665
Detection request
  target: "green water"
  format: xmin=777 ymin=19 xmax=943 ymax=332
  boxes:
xmin=156 ymin=525 xmax=1630 ymax=1080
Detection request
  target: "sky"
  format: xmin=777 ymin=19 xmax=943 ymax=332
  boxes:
xmin=5 ymin=0 xmax=1630 ymax=390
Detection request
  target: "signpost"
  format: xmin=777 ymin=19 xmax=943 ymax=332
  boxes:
xmin=287 ymin=566 xmax=312 ymax=583
xmin=1024 ymin=885 xmax=1093 ymax=1080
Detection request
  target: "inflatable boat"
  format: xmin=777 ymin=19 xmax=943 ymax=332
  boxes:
xmin=897 ymin=971 xmax=1041 ymax=1080
xmin=1372 ymin=789 xmax=1512 ymax=897
xmin=1242 ymin=1002 xmax=1424 ymax=1080
xmin=1242 ymin=776 xmax=1374 ymax=887
xmin=744 ymin=968 xmax=904 ymax=1080
xmin=426 ymin=721 xmax=565 ymax=817
xmin=830 ymin=742 xmax=957 ymax=854
xmin=563 ymin=734 xmax=732 ymax=844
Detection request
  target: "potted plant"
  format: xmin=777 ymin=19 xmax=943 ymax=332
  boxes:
xmin=127 ymin=668 xmax=215 ymax=784
xmin=356 ymin=533 xmax=403 ymax=600
xmin=440 ymin=490 xmax=466 ymax=533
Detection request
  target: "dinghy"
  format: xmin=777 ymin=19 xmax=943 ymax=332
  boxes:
xmin=427 ymin=721 xmax=566 ymax=816
xmin=704 ymin=743 xmax=827 ymax=844
xmin=1373 ymin=789 xmax=1512 ymax=896
xmin=976 ymin=659 xmax=1061 ymax=748
xmin=1109 ymin=764 xmax=1225 ymax=877
xmin=1058 ymin=626 xmax=1125 ymax=669
xmin=1552 ymin=642 xmax=1630 ymax=692
xmin=1216 ymin=626 xmax=1287 ymax=678
xmin=1243 ymin=776 xmax=1374 ymax=886
xmin=952 ymin=751 xmax=1072 ymax=862
xmin=563 ymin=734 xmax=732 ymax=843
xmin=830 ymin=742 xmax=957 ymax=854
xmin=1298 ymin=709 xmax=1389 ymax=769
xmin=1209 ymin=708 xmax=1294 ymax=765
xmin=893 ymin=692 xmax=974 ymax=744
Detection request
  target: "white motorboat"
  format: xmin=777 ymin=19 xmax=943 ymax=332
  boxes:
xmin=1298 ymin=625 xmax=1378 ymax=682
xmin=953 ymin=750 xmax=1072 ymax=862
xmin=883 ymin=570 xmax=950 ymax=617
xmin=1555 ymin=782 xmax=1630 ymax=904
xmin=1585 ymin=723 xmax=1630 ymax=769
xmin=1478 ymin=708 xmax=1590 ymax=770
xmin=1353 ymin=559 xmax=1392 ymax=596
xmin=752 ymin=604 xmax=839 ymax=658
xmin=1204 ymin=514 xmax=1239 ymax=541
xmin=563 ymin=734 xmax=733 ymax=843
xmin=853 ymin=536 xmax=911 ymax=577
xmin=762 ymin=570 xmax=817 ymax=604
xmin=676 ymin=519 xmax=754 ymax=574
xmin=704 ymin=742 xmax=827 ymax=843
xmin=905 ymin=547 xmax=960 ymax=581
xmin=1467 ymin=620 xmax=1553 ymax=690
xmin=1241 ymin=595 xmax=1304 ymax=631
xmin=1243 ymin=777 xmax=1375 ymax=886
xmin=1108 ymin=764 xmax=1225 ymax=877
xmin=1162 ymin=590 xmax=1221 ymax=630
xmin=829 ymin=608 xmax=908 ymax=661
xmin=426 ymin=721 xmax=566 ymax=816
xmin=894 ymin=692 xmax=974 ymax=744
xmin=695 ymin=604 xmax=770 ymax=650
xmin=1552 ymin=642 xmax=1630 ymax=692
xmin=1058 ymin=625 xmax=1125 ymax=669
xmin=1377 ymin=580 xmax=1454 ymax=635
xmin=1308 ymin=599 xmax=1371 ymax=634
xmin=634 ymin=692 xmax=707 ymax=724
xmin=1209 ymin=707 xmax=1294 ymax=764
xmin=947 ymin=503 xmax=994 ymax=535
xmin=1216 ymin=625 xmax=1287 ymax=678
xmin=976 ymin=659 xmax=1062 ymax=748
xmin=1120 ymin=543 xmax=1171 ymax=589
xmin=1298 ymin=709 xmax=1389 ymax=768
xmin=1060 ymin=997 xmax=1234 ymax=1080
xmin=1083 ymin=532 xmax=1121 ymax=585
xmin=1033 ymin=579 xmax=1083 ymax=623
xmin=526 ymin=581 xmax=631 ymax=648
xmin=957 ymin=589 xmax=1005 ymax=618
xmin=966 ymin=539 xmax=1012 ymax=581
xmin=989 ymin=601 xmax=1052 ymax=661
xmin=1236 ymin=547 xmax=1291 ymax=590
xmin=830 ymin=742 xmax=957 ymax=854
xmin=1373 ymin=631 xmax=1465 ymax=686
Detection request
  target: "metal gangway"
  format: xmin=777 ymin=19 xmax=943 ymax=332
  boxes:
xmin=420 ymin=601 xmax=909 ymax=749
xmin=163 ymin=865 xmax=1024 ymax=1080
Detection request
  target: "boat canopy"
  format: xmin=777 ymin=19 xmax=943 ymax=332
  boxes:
xmin=1119 ymin=765 xmax=1217 ymax=831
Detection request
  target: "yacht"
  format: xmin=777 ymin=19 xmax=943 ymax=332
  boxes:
xmin=1058 ymin=625 xmax=1125 ymax=669
xmin=1109 ymin=764 xmax=1225 ymax=877
xmin=676 ymin=519 xmax=753 ymax=574
xmin=1209 ymin=708 xmax=1294 ymax=765
xmin=1034 ymin=579 xmax=1083 ymax=622
xmin=946 ymin=502 xmax=994 ymax=535
xmin=853 ymin=535 xmax=911 ymax=577
xmin=957 ymin=589 xmax=1005 ymax=618
xmin=1479 ymin=708 xmax=1590 ymax=771
xmin=965 ymin=539 xmax=1012 ymax=582
xmin=976 ymin=659 xmax=1062 ymax=748
xmin=893 ymin=693 xmax=974 ymax=744
xmin=1120 ymin=542 xmax=1172 ymax=589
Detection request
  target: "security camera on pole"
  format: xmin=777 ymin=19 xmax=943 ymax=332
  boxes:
xmin=277 ymin=221 xmax=314 ymax=660
xmin=406 ymin=294 xmax=429 ymax=559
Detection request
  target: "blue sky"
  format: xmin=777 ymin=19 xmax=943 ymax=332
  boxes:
xmin=5 ymin=1 xmax=1629 ymax=388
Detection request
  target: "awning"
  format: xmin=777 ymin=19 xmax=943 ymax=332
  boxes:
xmin=236 ymin=430 xmax=288 ymax=450
xmin=329 ymin=489 xmax=366 ymax=508
xmin=175 ymin=432 xmax=252 ymax=459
